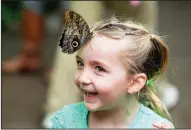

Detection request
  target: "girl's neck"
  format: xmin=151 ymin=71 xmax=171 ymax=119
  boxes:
xmin=88 ymin=96 xmax=140 ymax=128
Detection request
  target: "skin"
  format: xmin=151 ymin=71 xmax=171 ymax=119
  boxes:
xmin=74 ymin=35 xmax=147 ymax=128
xmin=152 ymin=122 xmax=172 ymax=129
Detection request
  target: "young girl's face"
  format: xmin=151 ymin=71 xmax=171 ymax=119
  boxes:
xmin=74 ymin=35 xmax=132 ymax=111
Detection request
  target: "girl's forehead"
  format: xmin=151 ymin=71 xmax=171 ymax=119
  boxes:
xmin=79 ymin=36 xmax=127 ymax=57
xmin=77 ymin=36 xmax=128 ymax=65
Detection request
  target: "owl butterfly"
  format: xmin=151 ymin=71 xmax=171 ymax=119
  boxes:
xmin=59 ymin=10 xmax=92 ymax=54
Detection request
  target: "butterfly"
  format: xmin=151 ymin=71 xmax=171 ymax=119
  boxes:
xmin=59 ymin=10 xmax=92 ymax=54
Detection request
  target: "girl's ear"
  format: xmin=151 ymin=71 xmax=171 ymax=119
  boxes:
xmin=127 ymin=73 xmax=147 ymax=94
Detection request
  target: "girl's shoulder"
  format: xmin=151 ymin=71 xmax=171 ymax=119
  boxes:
xmin=130 ymin=104 xmax=175 ymax=128
xmin=50 ymin=102 xmax=88 ymax=128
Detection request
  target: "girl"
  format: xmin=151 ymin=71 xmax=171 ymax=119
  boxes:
xmin=50 ymin=16 xmax=175 ymax=128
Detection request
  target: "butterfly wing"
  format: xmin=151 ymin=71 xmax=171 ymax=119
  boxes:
xmin=59 ymin=10 xmax=91 ymax=54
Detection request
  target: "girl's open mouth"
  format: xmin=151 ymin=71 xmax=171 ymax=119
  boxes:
xmin=85 ymin=91 xmax=98 ymax=96
xmin=84 ymin=90 xmax=98 ymax=103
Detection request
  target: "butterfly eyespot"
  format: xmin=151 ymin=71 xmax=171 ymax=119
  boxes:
xmin=72 ymin=41 xmax=79 ymax=48
xmin=79 ymin=30 xmax=83 ymax=34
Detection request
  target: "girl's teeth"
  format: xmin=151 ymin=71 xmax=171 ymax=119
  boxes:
xmin=85 ymin=91 xmax=98 ymax=96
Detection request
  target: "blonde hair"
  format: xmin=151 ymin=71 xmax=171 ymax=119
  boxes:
xmin=91 ymin=17 xmax=172 ymax=121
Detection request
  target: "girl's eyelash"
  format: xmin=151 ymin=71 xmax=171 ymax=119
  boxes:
xmin=76 ymin=60 xmax=84 ymax=66
xmin=75 ymin=60 xmax=106 ymax=73
xmin=95 ymin=66 xmax=105 ymax=72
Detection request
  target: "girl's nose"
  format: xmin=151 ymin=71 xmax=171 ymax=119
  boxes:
xmin=78 ymin=70 xmax=91 ymax=85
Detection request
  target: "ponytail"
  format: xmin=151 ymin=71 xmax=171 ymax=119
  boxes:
xmin=139 ymin=34 xmax=172 ymax=121
xmin=139 ymin=82 xmax=172 ymax=121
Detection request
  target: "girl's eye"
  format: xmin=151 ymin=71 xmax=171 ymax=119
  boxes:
xmin=95 ymin=66 xmax=105 ymax=72
xmin=76 ymin=60 xmax=84 ymax=67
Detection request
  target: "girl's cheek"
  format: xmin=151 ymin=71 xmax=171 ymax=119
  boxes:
xmin=95 ymin=80 xmax=111 ymax=93
xmin=74 ymin=71 xmax=80 ymax=88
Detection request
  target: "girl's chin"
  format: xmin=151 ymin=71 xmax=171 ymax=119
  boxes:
xmin=84 ymin=101 xmax=100 ymax=112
